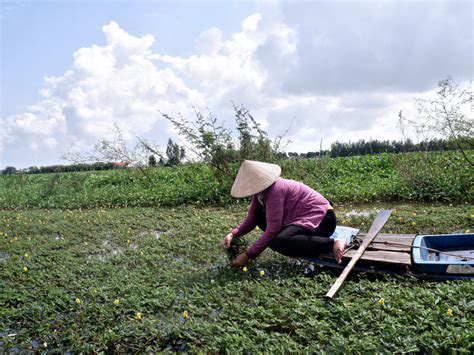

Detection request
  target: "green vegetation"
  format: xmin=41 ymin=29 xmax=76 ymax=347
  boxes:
xmin=1 ymin=148 xmax=473 ymax=352
xmin=1 ymin=162 xmax=128 ymax=175
xmin=1 ymin=151 xmax=472 ymax=210
xmin=1 ymin=204 xmax=473 ymax=352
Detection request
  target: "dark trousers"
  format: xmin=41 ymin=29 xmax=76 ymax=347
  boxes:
xmin=256 ymin=209 xmax=337 ymax=258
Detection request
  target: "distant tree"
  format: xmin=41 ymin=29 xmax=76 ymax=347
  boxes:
xmin=165 ymin=138 xmax=185 ymax=166
xmin=26 ymin=166 xmax=40 ymax=174
xmin=288 ymin=152 xmax=302 ymax=160
xmin=306 ymin=152 xmax=319 ymax=159
xmin=148 ymin=155 xmax=157 ymax=167
xmin=2 ymin=166 xmax=17 ymax=175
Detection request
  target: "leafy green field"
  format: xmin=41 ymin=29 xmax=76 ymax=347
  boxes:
xmin=1 ymin=151 xmax=473 ymax=209
xmin=1 ymin=203 xmax=473 ymax=352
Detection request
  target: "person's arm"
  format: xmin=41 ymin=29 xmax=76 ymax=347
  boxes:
xmin=231 ymin=196 xmax=260 ymax=237
xmin=222 ymin=197 xmax=261 ymax=251
xmin=245 ymin=188 xmax=284 ymax=259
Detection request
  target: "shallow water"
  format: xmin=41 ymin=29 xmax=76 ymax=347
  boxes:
xmin=0 ymin=252 xmax=8 ymax=262
xmin=344 ymin=210 xmax=373 ymax=218
xmin=154 ymin=228 xmax=173 ymax=240
xmin=86 ymin=239 xmax=124 ymax=262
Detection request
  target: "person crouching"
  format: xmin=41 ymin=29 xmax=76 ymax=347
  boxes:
xmin=221 ymin=160 xmax=347 ymax=267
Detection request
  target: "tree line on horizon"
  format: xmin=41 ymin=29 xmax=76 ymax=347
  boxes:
xmin=287 ymin=136 xmax=465 ymax=160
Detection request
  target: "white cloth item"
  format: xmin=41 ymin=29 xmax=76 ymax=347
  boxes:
xmin=330 ymin=226 xmax=360 ymax=245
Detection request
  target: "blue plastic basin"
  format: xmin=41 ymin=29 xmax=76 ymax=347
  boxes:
xmin=412 ymin=233 xmax=474 ymax=274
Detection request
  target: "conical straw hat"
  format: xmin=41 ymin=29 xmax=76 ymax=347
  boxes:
xmin=231 ymin=160 xmax=281 ymax=198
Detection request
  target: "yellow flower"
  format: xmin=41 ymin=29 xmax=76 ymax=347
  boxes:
xmin=412 ymin=212 xmax=417 ymax=216
xmin=447 ymin=308 xmax=453 ymax=317
xmin=470 ymin=214 xmax=474 ymax=219
xmin=24 ymin=253 xmax=28 ymax=258
xmin=398 ymin=217 xmax=404 ymax=222
xmin=183 ymin=310 xmax=189 ymax=319
xmin=127 ymin=239 xmax=131 ymax=244
xmin=135 ymin=312 xmax=142 ymax=320
xmin=140 ymin=251 xmax=144 ymax=256
xmin=75 ymin=298 xmax=81 ymax=305
xmin=22 ymin=266 xmax=29 ymax=273
xmin=113 ymin=299 xmax=120 ymax=305
xmin=378 ymin=298 xmax=385 ymax=305
xmin=260 ymin=270 xmax=265 ymax=277
xmin=242 ymin=267 xmax=248 ymax=273
xmin=465 ymin=230 xmax=471 ymax=234
xmin=411 ymin=221 xmax=416 ymax=226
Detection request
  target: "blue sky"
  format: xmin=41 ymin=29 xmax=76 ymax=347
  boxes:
xmin=1 ymin=0 xmax=472 ymax=169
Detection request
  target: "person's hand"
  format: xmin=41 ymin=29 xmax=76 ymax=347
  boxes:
xmin=221 ymin=232 xmax=234 ymax=250
xmin=232 ymin=252 xmax=249 ymax=268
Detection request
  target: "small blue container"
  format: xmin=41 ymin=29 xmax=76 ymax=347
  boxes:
xmin=412 ymin=233 xmax=474 ymax=275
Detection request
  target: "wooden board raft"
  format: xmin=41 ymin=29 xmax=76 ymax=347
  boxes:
xmin=323 ymin=233 xmax=416 ymax=266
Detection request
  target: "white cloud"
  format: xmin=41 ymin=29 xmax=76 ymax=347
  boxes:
xmin=277 ymin=1 xmax=472 ymax=95
xmin=30 ymin=142 xmax=39 ymax=151
xmin=242 ymin=13 xmax=261 ymax=31
xmin=44 ymin=137 xmax=58 ymax=149
xmin=195 ymin=27 xmax=223 ymax=55
xmin=1 ymin=20 xmax=205 ymax=167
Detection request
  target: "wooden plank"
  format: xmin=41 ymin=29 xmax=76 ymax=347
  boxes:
xmin=358 ymin=233 xmax=416 ymax=238
xmin=373 ymin=238 xmax=414 ymax=246
xmin=320 ymin=245 xmax=411 ymax=263
xmin=319 ymin=233 xmax=414 ymax=256
xmin=357 ymin=233 xmax=415 ymax=252
xmin=368 ymin=242 xmax=411 ymax=252
xmin=357 ymin=233 xmax=417 ymax=242
xmin=325 ymin=209 xmax=392 ymax=299
xmin=343 ymin=249 xmax=411 ymax=265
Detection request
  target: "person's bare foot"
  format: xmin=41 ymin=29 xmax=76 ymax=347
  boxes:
xmin=333 ymin=240 xmax=347 ymax=264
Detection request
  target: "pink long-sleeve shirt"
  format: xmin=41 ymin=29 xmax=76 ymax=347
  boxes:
xmin=232 ymin=177 xmax=330 ymax=259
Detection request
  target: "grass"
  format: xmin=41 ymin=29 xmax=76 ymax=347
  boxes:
xmin=1 ymin=203 xmax=473 ymax=352
xmin=1 ymin=151 xmax=472 ymax=209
